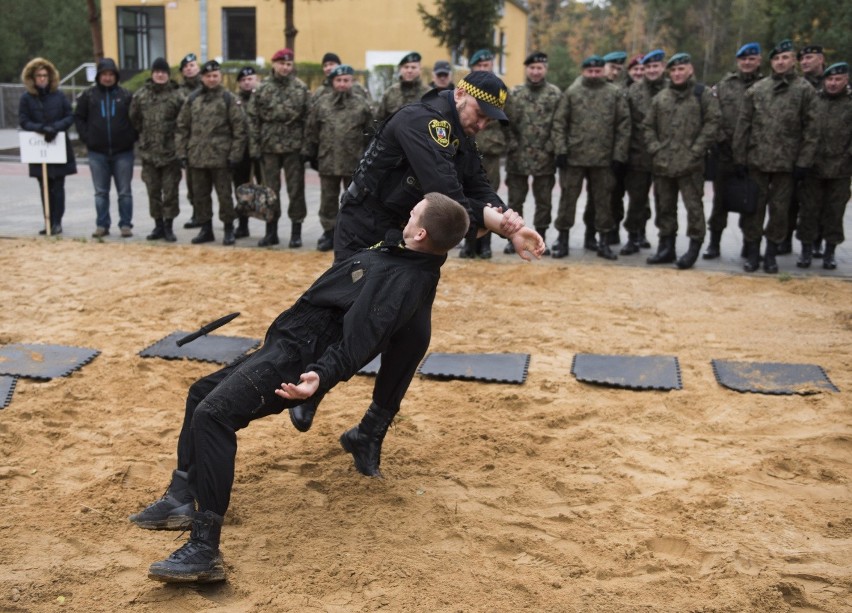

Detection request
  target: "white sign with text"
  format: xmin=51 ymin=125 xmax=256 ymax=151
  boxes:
xmin=19 ymin=131 xmax=67 ymax=164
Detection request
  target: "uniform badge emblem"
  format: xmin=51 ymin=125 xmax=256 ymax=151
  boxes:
xmin=428 ymin=119 xmax=452 ymax=147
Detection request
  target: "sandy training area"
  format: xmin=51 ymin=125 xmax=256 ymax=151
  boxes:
xmin=0 ymin=239 xmax=850 ymax=612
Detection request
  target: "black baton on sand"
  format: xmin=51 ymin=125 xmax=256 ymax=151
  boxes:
xmin=176 ymin=312 xmax=241 ymax=347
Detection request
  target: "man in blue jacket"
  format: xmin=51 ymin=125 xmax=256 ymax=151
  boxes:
xmin=74 ymin=58 xmax=137 ymax=238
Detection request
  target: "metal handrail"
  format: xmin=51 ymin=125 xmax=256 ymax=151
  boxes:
xmin=60 ymin=62 xmax=97 ymax=87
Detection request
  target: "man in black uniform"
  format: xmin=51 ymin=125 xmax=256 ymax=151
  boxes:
xmin=290 ymin=70 xmax=545 ymax=474
xmin=131 ymin=192 xmax=472 ymax=584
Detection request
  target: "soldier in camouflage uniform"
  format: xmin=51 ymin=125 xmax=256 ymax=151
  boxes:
xmin=601 ymin=51 xmax=630 ymax=245
xmin=301 ymin=64 xmax=374 ymax=252
xmin=248 ymin=48 xmax=310 ymax=248
xmin=377 ymin=52 xmax=429 ymax=121
xmin=797 ymin=62 xmax=852 ymax=270
xmin=733 ymin=39 xmax=819 ymax=274
xmin=643 ymin=53 xmax=720 ymax=270
xmin=178 ymin=53 xmax=202 ymax=229
xmin=129 ymin=57 xmax=184 ymax=242
xmin=231 ymin=66 xmax=259 ymax=240
xmin=311 ymin=52 xmax=370 ymax=107
xmin=551 ymin=55 xmax=630 ymax=260
xmin=703 ymin=43 xmax=763 ymax=260
xmin=620 ymin=50 xmax=667 ymax=256
xmin=175 ymin=60 xmax=247 ymax=246
xmin=503 ymin=51 xmax=561 ymax=255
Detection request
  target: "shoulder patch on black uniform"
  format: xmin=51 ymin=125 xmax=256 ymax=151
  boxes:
xmin=428 ymin=119 xmax=452 ymax=147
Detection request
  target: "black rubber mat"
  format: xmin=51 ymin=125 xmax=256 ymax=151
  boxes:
xmin=571 ymin=353 xmax=682 ymax=390
xmin=418 ymin=352 xmax=530 ymax=384
xmin=357 ymin=355 xmax=382 ymax=376
xmin=0 ymin=375 xmax=16 ymax=409
xmin=711 ymin=360 xmax=838 ymax=395
xmin=0 ymin=344 xmax=100 ymax=380
xmin=139 ymin=332 xmax=260 ymax=365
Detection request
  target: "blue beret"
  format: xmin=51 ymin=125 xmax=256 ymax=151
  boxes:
xmin=736 ymin=43 xmax=761 ymax=58
xmin=769 ymin=39 xmax=794 ymax=59
xmin=603 ymin=51 xmax=627 ymax=64
xmin=398 ymin=52 xmax=421 ymax=66
xmin=824 ymin=62 xmax=849 ymax=77
xmin=642 ymin=49 xmax=665 ymax=64
xmin=582 ymin=55 xmax=605 ymax=68
xmin=470 ymin=49 xmax=495 ymax=67
xmin=667 ymin=52 xmax=691 ymax=68
xmin=329 ymin=64 xmax=354 ymax=78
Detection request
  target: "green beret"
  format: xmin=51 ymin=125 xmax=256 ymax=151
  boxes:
xmin=797 ymin=45 xmax=823 ymax=60
xmin=667 ymin=52 xmax=691 ymax=68
xmin=470 ymin=49 xmax=495 ymax=67
xmin=603 ymin=51 xmax=627 ymax=64
xmin=329 ymin=64 xmax=354 ymax=78
xmin=769 ymin=39 xmax=794 ymax=59
xmin=824 ymin=62 xmax=849 ymax=77
xmin=582 ymin=55 xmax=605 ymax=68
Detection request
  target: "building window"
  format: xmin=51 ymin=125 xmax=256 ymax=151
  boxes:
xmin=223 ymin=8 xmax=256 ymax=61
xmin=117 ymin=6 xmax=166 ymax=71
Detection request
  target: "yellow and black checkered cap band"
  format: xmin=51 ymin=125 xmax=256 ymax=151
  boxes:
xmin=458 ymin=78 xmax=507 ymax=110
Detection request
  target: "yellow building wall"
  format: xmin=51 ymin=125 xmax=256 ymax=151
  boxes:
xmin=102 ymin=0 xmax=529 ymax=87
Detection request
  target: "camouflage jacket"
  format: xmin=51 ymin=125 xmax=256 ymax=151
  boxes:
xmin=552 ymin=77 xmax=630 ymax=168
xmin=175 ymin=84 xmax=247 ymax=168
xmin=504 ymin=79 xmax=561 ymax=175
xmin=377 ymin=78 xmax=429 ymax=121
xmin=714 ymin=70 xmax=762 ymax=162
xmin=247 ymin=72 xmax=309 ymax=156
xmin=179 ymin=74 xmax=201 ymax=97
xmin=128 ymin=79 xmax=184 ymax=165
xmin=475 ymin=118 xmax=507 ymax=156
xmin=626 ymin=77 xmax=666 ymax=170
xmin=733 ymin=72 xmax=819 ymax=172
xmin=302 ymin=90 xmax=375 ymax=176
xmin=812 ymin=89 xmax=852 ymax=178
xmin=643 ymin=78 xmax=720 ymax=178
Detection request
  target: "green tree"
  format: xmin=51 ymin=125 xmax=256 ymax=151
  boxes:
xmin=417 ymin=0 xmax=503 ymax=59
xmin=765 ymin=0 xmax=852 ymax=66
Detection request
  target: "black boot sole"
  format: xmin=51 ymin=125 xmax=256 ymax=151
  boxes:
xmin=148 ymin=556 xmax=225 ymax=583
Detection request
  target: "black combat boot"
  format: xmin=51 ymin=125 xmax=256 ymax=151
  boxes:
xmin=234 ymin=215 xmax=250 ymax=238
xmin=796 ymin=241 xmax=813 ymax=268
xmin=703 ymin=230 xmax=722 ymax=259
xmin=222 ymin=221 xmax=236 ymax=245
xmin=550 ymin=231 xmax=569 ymax=259
xmin=289 ymin=400 xmax=317 ymax=433
xmin=148 ymin=510 xmax=225 ymax=583
xmin=183 ymin=216 xmax=201 ymax=229
xmin=822 ymin=243 xmax=837 ymax=270
xmin=813 ymin=239 xmax=824 ymax=259
xmin=536 ymin=227 xmax=550 ymax=256
xmin=288 ymin=221 xmax=303 ymax=248
xmin=258 ymin=219 xmax=279 ymax=247
xmin=129 ymin=469 xmax=194 ymax=530
xmin=647 ymin=235 xmax=676 ymax=264
xmin=146 ymin=219 xmax=165 ymax=241
xmin=459 ymin=237 xmax=476 ymax=258
xmin=743 ymin=240 xmax=760 ymax=272
xmin=163 ymin=219 xmax=177 ymax=242
xmin=676 ymin=238 xmax=703 ymax=270
xmin=597 ymin=232 xmax=617 ymax=260
xmin=339 ymin=402 xmax=397 ymax=478
xmin=607 ymin=228 xmax=621 ymax=245
xmin=317 ymin=229 xmax=334 ymax=252
xmin=620 ymin=232 xmax=640 ymax=255
xmin=583 ymin=227 xmax=598 ymax=250
xmin=763 ymin=240 xmax=779 ymax=274
xmin=191 ymin=221 xmax=215 ymax=244
xmin=476 ymin=234 xmax=492 ymax=259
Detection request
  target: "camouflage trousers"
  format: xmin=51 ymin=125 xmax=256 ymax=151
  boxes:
xmin=797 ymin=175 xmax=850 ymax=245
xmin=555 ymin=165 xmax=614 ymax=233
xmin=506 ymin=173 xmax=556 ymax=229
xmin=319 ymin=174 xmax=349 ymax=232
xmin=741 ymin=171 xmax=793 ymax=244
xmin=481 ymin=154 xmax=502 ymax=192
xmin=141 ymin=161 xmax=181 ymax=221
xmin=707 ymin=159 xmax=745 ymax=234
xmin=189 ymin=167 xmax=235 ymax=224
xmin=653 ymin=172 xmax=705 ymax=240
xmin=622 ymin=168 xmax=654 ymax=234
xmin=262 ymin=152 xmax=306 ymax=222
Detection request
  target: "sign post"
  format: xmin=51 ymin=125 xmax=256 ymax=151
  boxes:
xmin=19 ymin=131 xmax=67 ymax=236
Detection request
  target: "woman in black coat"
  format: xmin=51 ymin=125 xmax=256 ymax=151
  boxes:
xmin=19 ymin=57 xmax=77 ymax=234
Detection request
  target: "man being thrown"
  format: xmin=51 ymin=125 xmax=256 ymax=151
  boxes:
xmin=131 ymin=192 xmax=471 ymax=584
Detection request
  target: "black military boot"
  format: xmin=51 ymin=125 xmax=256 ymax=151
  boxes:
xmin=191 ymin=221 xmax=215 ymax=244
xmin=234 ymin=215 xmax=250 ymax=238
xmin=550 ymin=231 xmax=569 ymax=259
xmin=597 ymin=232 xmax=617 ymax=260
xmin=476 ymin=234 xmax=492 ymax=259
xmin=743 ymin=240 xmax=761 ymax=272
xmin=289 ymin=399 xmax=317 ymax=433
xmin=607 ymin=228 xmax=621 ymax=245
xmin=129 ymin=469 xmax=194 ymax=530
xmin=147 ymin=219 xmax=165 ymax=241
xmin=222 ymin=221 xmax=236 ymax=246
xmin=148 ymin=510 xmax=225 ymax=583
xmin=763 ymin=240 xmax=779 ymax=274
xmin=535 ymin=227 xmax=550 ymax=256
xmin=796 ymin=241 xmax=813 ymax=268
xmin=822 ymin=243 xmax=837 ymax=270
xmin=339 ymin=402 xmax=397 ymax=478
xmin=583 ymin=227 xmax=598 ymax=250
xmin=703 ymin=230 xmax=722 ymax=259
xmin=647 ymin=235 xmax=676 ymax=264
xmin=458 ymin=237 xmax=476 ymax=258
xmin=288 ymin=221 xmax=303 ymax=248
xmin=183 ymin=216 xmax=201 ymax=229
xmin=258 ymin=219 xmax=279 ymax=247
xmin=163 ymin=219 xmax=177 ymax=242
xmin=620 ymin=232 xmax=640 ymax=255
xmin=317 ymin=229 xmax=334 ymax=252
xmin=813 ymin=239 xmax=824 ymax=259
xmin=676 ymin=238 xmax=703 ymax=270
